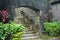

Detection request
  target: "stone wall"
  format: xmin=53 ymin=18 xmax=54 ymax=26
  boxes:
xmin=51 ymin=3 xmax=60 ymax=21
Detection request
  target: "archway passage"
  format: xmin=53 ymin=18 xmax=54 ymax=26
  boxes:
xmin=14 ymin=7 xmax=40 ymax=30
xmin=14 ymin=7 xmax=40 ymax=24
xmin=14 ymin=7 xmax=40 ymax=39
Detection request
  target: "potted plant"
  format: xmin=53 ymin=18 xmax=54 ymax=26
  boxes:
xmin=0 ymin=22 xmax=25 ymax=40
xmin=43 ymin=22 xmax=60 ymax=40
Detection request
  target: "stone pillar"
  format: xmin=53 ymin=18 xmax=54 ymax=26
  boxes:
xmin=39 ymin=0 xmax=51 ymax=37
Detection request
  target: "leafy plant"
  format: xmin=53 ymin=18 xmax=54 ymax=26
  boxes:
xmin=44 ymin=22 xmax=60 ymax=37
xmin=0 ymin=22 xmax=25 ymax=40
xmin=12 ymin=32 xmax=23 ymax=40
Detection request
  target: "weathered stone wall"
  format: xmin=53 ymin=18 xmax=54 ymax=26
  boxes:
xmin=3 ymin=0 xmax=51 ymax=20
xmin=4 ymin=0 xmax=51 ymax=36
xmin=4 ymin=0 xmax=41 ymax=20
xmin=51 ymin=3 xmax=60 ymax=21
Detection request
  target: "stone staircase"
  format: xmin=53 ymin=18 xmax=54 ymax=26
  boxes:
xmin=22 ymin=27 xmax=42 ymax=40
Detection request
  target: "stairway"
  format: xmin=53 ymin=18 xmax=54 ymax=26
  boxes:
xmin=22 ymin=27 xmax=42 ymax=40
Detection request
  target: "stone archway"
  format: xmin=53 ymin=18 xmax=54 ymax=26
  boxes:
xmin=14 ymin=7 xmax=40 ymax=31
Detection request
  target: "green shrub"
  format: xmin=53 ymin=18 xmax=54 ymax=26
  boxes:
xmin=0 ymin=22 xmax=25 ymax=40
xmin=12 ymin=32 xmax=23 ymax=40
xmin=44 ymin=22 xmax=60 ymax=37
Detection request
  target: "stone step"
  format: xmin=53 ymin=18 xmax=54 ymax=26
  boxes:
xmin=22 ymin=36 xmax=38 ymax=40
xmin=23 ymin=32 xmax=31 ymax=34
xmin=22 ymin=39 xmax=42 ymax=40
xmin=22 ymin=38 xmax=42 ymax=40
xmin=22 ymin=27 xmax=41 ymax=40
xmin=23 ymin=29 xmax=36 ymax=33
xmin=23 ymin=31 xmax=35 ymax=34
xmin=22 ymin=34 xmax=36 ymax=37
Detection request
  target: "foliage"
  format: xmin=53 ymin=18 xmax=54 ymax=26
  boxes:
xmin=0 ymin=22 xmax=25 ymax=40
xmin=12 ymin=32 xmax=23 ymax=40
xmin=44 ymin=22 xmax=60 ymax=37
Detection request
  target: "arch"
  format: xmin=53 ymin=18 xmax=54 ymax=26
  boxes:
xmin=15 ymin=7 xmax=39 ymax=18
xmin=14 ymin=7 xmax=40 ymax=24
xmin=15 ymin=6 xmax=40 ymax=12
